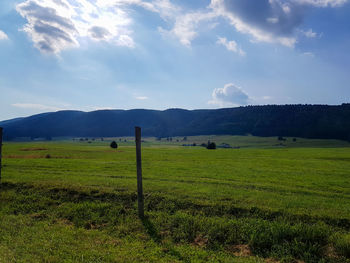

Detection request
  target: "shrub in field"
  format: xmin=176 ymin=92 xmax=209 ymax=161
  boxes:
xmin=110 ymin=141 xmax=118 ymax=149
xmin=207 ymin=142 xmax=216 ymax=149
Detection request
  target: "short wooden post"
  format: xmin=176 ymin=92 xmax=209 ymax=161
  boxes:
xmin=0 ymin=127 xmax=3 ymax=184
xmin=135 ymin=126 xmax=144 ymax=218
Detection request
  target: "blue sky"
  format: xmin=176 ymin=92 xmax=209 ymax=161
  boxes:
xmin=0 ymin=0 xmax=349 ymax=120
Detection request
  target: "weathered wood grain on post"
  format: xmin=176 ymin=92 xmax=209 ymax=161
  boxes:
xmin=0 ymin=127 xmax=3 ymax=184
xmin=135 ymin=126 xmax=144 ymax=218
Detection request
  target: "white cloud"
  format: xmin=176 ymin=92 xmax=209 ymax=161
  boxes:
xmin=146 ymin=0 xmax=180 ymax=20
xmin=209 ymin=83 xmax=251 ymax=107
xmin=0 ymin=30 xmax=9 ymax=40
xmin=301 ymin=28 xmax=320 ymax=38
xmin=210 ymin=0 xmax=299 ymax=47
xmin=302 ymin=51 xmax=315 ymax=57
xmin=217 ymin=37 xmax=245 ymax=56
xmin=90 ymin=106 xmax=116 ymax=111
xmin=15 ymin=0 xmax=347 ymax=53
xmin=12 ymin=103 xmax=64 ymax=111
xmin=97 ymin=0 xmax=179 ymax=20
xmin=135 ymin=96 xmax=148 ymax=100
xmin=16 ymin=0 xmax=134 ymax=53
xmin=160 ymin=11 xmax=217 ymax=47
xmin=16 ymin=0 xmax=182 ymax=53
xmin=157 ymin=0 xmax=341 ymax=51
xmin=160 ymin=0 xmax=334 ymax=48
xmin=294 ymin=0 xmax=347 ymax=7
xmin=208 ymin=0 xmax=346 ymax=48
xmin=116 ymin=34 xmax=135 ymax=48
xmin=303 ymin=29 xmax=318 ymax=38
xmin=267 ymin=17 xmax=279 ymax=24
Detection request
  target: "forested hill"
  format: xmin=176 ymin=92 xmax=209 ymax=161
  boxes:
xmin=1 ymin=104 xmax=350 ymax=141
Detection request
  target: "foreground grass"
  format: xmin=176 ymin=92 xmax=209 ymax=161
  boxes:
xmin=1 ymin=138 xmax=350 ymax=262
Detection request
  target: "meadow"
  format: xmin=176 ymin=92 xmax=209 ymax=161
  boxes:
xmin=1 ymin=136 xmax=350 ymax=262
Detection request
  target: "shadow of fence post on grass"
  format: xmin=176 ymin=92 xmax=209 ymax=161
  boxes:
xmin=141 ymin=216 xmax=161 ymax=243
xmin=135 ymin=126 xmax=144 ymax=219
xmin=135 ymin=127 xmax=164 ymax=246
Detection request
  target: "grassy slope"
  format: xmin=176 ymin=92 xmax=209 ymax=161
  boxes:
xmin=1 ymin=136 xmax=350 ymax=262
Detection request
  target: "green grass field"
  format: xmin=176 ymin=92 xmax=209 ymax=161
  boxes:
xmin=1 ymin=136 xmax=350 ymax=262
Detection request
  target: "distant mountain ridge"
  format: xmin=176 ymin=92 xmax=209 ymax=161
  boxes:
xmin=1 ymin=104 xmax=350 ymax=141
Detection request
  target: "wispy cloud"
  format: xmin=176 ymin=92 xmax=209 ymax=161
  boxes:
xmin=302 ymin=51 xmax=315 ymax=57
xmin=12 ymin=103 xmax=65 ymax=111
xmin=217 ymin=37 xmax=245 ymax=56
xmin=294 ymin=0 xmax=347 ymax=7
xmin=89 ymin=106 xmax=116 ymax=111
xmin=99 ymin=0 xmax=180 ymax=20
xmin=135 ymin=96 xmax=148 ymax=100
xmin=0 ymin=30 xmax=8 ymax=40
xmin=159 ymin=11 xmax=217 ymax=47
xmin=300 ymin=28 xmax=321 ymax=38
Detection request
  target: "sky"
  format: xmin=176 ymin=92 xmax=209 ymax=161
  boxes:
xmin=0 ymin=0 xmax=349 ymax=120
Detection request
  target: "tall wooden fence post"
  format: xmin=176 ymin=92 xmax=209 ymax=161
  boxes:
xmin=135 ymin=126 xmax=144 ymax=218
xmin=0 ymin=127 xmax=3 ymax=185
